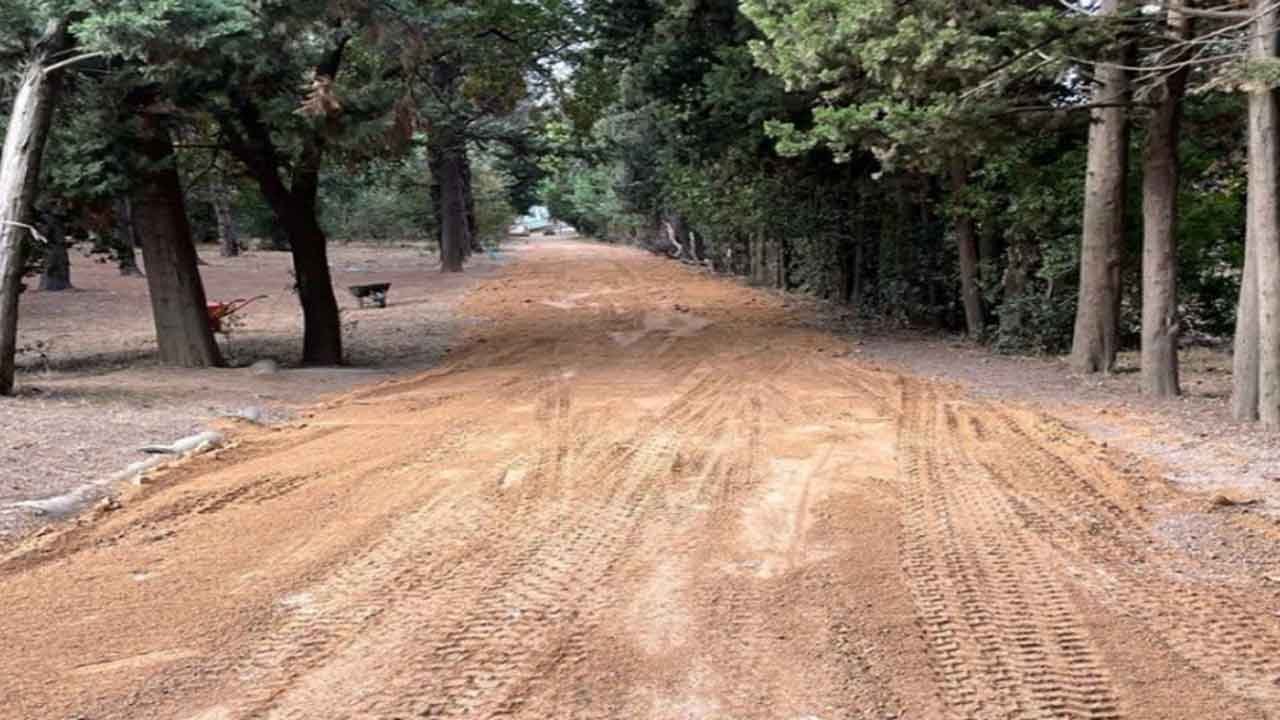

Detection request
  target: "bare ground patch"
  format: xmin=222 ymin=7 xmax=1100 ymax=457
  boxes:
xmin=0 ymin=240 xmax=508 ymax=537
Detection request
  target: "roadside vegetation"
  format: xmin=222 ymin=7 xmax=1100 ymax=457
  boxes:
xmin=541 ymin=1 xmax=1280 ymax=426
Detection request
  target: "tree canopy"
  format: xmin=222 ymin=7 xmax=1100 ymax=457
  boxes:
xmin=2 ymin=0 xmax=1280 ymax=425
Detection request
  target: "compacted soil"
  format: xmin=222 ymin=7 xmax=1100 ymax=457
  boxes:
xmin=2 ymin=238 xmax=1279 ymax=719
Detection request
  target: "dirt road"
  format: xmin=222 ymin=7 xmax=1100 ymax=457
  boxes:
xmin=3 ymin=239 xmax=1280 ymax=719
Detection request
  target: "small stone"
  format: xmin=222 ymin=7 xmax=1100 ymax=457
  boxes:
xmin=1210 ymin=493 xmax=1261 ymax=510
xmin=234 ymin=405 xmax=265 ymax=423
xmin=250 ymin=358 xmax=280 ymax=376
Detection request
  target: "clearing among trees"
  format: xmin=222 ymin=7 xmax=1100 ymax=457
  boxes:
xmin=5 ymin=1 xmax=1280 ymax=718
xmin=2 ymin=239 xmax=1278 ymax=719
xmin=0 ymin=242 xmax=500 ymax=537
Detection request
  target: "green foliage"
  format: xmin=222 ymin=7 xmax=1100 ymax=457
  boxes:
xmin=993 ymin=291 xmax=1079 ymax=356
xmin=320 ymin=153 xmax=433 ymax=242
xmin=540 ymin=160 xmax=630 ymax=238
xmin=741 ymin=0 xmax=1075 ymax=169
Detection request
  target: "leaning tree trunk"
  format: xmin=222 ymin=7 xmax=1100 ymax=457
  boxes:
xmin=284 ymin=208 xmax=343 ymax=365
xmin=949 ymin=158 xmax=984 ymax=338
xmin=212 ymin=180 xmax=240 ymax=257
xmin=131 ymin=113 xmax=222 ymax=368
xmin=219 ymin=31 xmax=346 ymax=366
xmin=1140 ymin=9 xmax=1190 ymax=398
xmin=1233 ymin=0 xmax=1280 ymax=425
xmin=239 ymin=183 xmax=340 ymax=364
xmin=38 ymin=212 xmax=71 ymax=291
xmin=0 ymin=17 xmax=71 ymax=396
xmin=1071 ymin=0 xmax=1132 ymax=373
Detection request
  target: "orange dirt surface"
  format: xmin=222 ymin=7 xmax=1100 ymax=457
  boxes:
xmin=3 ymin=238 xmax=1280 ymax=719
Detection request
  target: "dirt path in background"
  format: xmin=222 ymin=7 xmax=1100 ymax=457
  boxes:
xmin=3 ymin=238 xmax=1280 ymax=719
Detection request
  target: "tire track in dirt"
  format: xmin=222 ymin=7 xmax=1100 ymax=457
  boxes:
xmin=953 ymin=403 xmax=1280 ymax=713
xmin=896 ymin=380 xmax=1122 ymax=719
xmin=225 ymin=355 xmax=735 ymax=718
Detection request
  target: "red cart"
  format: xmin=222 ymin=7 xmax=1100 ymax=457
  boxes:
xmin=206 ymin=295 xmax=267 ymax=334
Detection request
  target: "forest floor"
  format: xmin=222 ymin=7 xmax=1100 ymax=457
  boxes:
xmin=0 ymin=241 xmax=504 ymax=537
xmin=3 ymin=237 xmax=1280 ymax=719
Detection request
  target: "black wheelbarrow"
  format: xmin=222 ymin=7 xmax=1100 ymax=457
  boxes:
xmin=348 ymin=282 xmax=391 ymax=308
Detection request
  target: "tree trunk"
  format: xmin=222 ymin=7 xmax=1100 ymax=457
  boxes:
xmin=750 ymin=232 xmax=766 ymax=284
xmin=1140 ymin=9 xmax=1189 ymax=398
xmin=437 ymin=138 xmax=470 ymax=273
xmin=219 ymin=35 xmax=345 ymax=366
xmin=427 ymin=141 xmax=444 ymax=254
xmin=285 ymin=209 xmax=343 ymax=365
xmin=1234 ymin=219 xmax=1261 ymax=420
xmin=949 ymin=158 xmax=984 ymax=338
xmin=267 ymin=225 xmax=290 ymax=251
xmin=131 ymin=113 xmax=223 ymax=368
xmin=212 ymin=180 xmax=240 ymax=257
xmin=1233 ymin=0 xmax=1280 ymax=425
xmin=0 ymin=17 xmax=71 ymax=395
xmin=1071 ymin=0 xmax=1131 ymax=373
xmin=38 ymin=212 xmax=71 ymax=291
xmin=113 ymin=197 xmax=144 ymax=276
xmin=460 ymin=150 xmax=481 ymax=255
xmin=851 ymin=240 xmax=865 ymax=307
xmin=1001 ymin=243 xmax=1032 ymax=336
xmin=668 ymin=214 xmax=693 ymax=261
xmin=429 ymin=59 xmax=469 ymax=273
xmin=773 ymin=238 xmax=783 ymax=288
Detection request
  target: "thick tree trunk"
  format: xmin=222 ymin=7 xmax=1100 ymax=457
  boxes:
xmin=212 ymin=181 xmax=240 ymax=257
xmin=1140 ymin=9 xmax=1189 ymax=398
xmin=429 ymin=60 xmax=469 ymax=273
xmin=1071 ymin=0 xmax=1131 ymax=373
xmin=437 ymin=139 xmax=470 ymax=273
xmin=113 ymin=197 xmax=144 ymax=276
xmin=0 ymin=18 xmax=71 ymax=395
xmin=949 ymin=159 xmax=984 ymax=338
xmin=38 ymin=213 xmax=71 ymax=291
xmin=131 ymin=113 xmax=222 ymax=368
xmin=1233 ymin=0 xmax=1280 ymax=425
